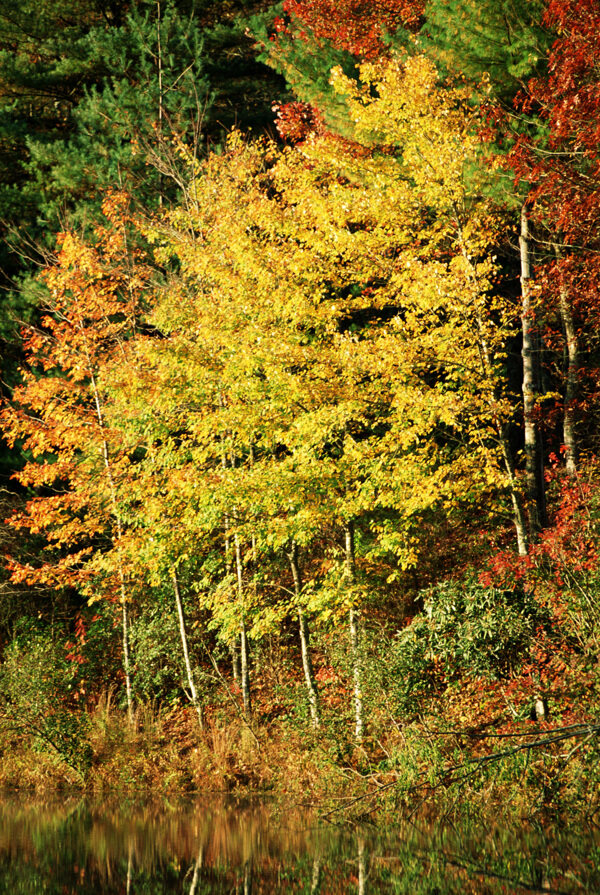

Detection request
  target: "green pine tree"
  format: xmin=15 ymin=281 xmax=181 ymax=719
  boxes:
xmin=418 ymin=0 xmax=550 ymax=102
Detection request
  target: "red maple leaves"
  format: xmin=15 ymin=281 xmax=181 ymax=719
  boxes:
xmin=277 ymin=0 xmax=424 ymax=59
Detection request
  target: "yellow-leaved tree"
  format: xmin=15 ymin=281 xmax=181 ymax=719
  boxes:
xmin=118 ymin=65 xmax=522 ymax=737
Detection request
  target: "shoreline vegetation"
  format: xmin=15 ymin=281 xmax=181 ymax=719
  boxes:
xmin=1 ymin=0 xmax=600 ymax=827
xmin=1 ymin=629 xmax=599 ymax=824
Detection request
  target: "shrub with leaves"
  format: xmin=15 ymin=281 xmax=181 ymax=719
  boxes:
xmin=388 ymin=580 xmax=549 ymax=715
xmin=0 ymin=625 xmax=91 ymax=775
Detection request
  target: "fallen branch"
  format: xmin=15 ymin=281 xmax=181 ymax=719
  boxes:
xmin=320 ymin=722 xmax=600 ymax=821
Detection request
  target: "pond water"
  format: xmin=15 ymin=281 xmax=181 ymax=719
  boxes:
xmin=1 ymin=793 xmax=599 ymax=893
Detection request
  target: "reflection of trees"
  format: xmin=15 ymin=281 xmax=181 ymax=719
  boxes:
xmin=357 ymin=835 xmax=367 ymax=895
xmin=310 ymin=857 xmax=322 ymax=894
xmin=188 ymin=844 xmax=203 ymax=895
xmin=243 ymin=859 xmax=252 ymax=895
xmin=0 ymin=798 xmax=598 ymax=894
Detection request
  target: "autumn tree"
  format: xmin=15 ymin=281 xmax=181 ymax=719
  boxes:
xmin=0 ymin=194 xmax=150 ymax=717
xmin=253 ymin=0 xmax=423 ymax=140
xmin=505 ymin=0 xmax=600 ymax=477
xmin=130 ymin=54 xmax=532 ymax=734
xmin=279 ymin=0 xmax=422 ymax=59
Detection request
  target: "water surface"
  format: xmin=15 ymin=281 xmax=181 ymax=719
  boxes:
xmin=1 ymin=793 xmax=598 ymax=893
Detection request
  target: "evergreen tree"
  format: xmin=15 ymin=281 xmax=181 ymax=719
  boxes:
xmin=251 ymin=6 xmax=357 ymax=136
xmin=25 ymin=0 xmax=213 ymax=229
xmin=0 ymin=0 xmax=280 ymax=349
xmin=251 ymin=0 xmax=421 ymax=138
xmin=419 ymin=0 xmax=550 ymax=102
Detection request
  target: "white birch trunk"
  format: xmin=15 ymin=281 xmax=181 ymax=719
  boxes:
xmin=121 ymin=598 xmax=133 ymax=721
xmin=288 ymin=542 xmax=320 ymax=729
xmin=520 ymin=205 xmax=546 ymax=535
xmin=230 ymin=640 xmax=240 ymax=684
xmin=553 ymin=243 xmax=578 ymax=476
xmin=345 ymin=522 xmax=363 ymax=744
xmin=454 ymin=204 xmax=528 ymax=554
xmin=223 ymin=511 xmax=241 ymax=683
xmin=171 ymin=568 xmax=203 ymax=730
xmin=88 ymin=367 xmax=134 ymax=719
xmin=234 ymin=527 xmax=252 ymax=717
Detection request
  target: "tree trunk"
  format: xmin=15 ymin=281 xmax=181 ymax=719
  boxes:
xmin=230 ymin=640 xmax=240 ymax=684
xmin=553 ymin=243 xmax=578 ymax=476
xmin=121 ymin=597 xmax=133 ymax=722
xmin=156 ymin=0 xmax=164 ymax=207
xmin=454 ymin=204 xmax=528 ymax=554
xmin=88 ymin=368 xmax=134 ymax=719
xmin=520 ymin=205 xmax=547 ymax=535
xmin=234 ymin=527 xmax=252 ymax=717
xmin=171 ymin=568 xmax=203 ymax=730
xmin=288 ymin=542 xmax=320 ymax=729
xmin=224 ymin=511 xmax=241 ymax=684
xmin=344 ymin=522 xmax=363 ymax=744
xmin=497 ymin=423 xmax=529 ymax=555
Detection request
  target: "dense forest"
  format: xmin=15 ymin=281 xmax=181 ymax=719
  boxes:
xmin=0 ymin=0 xmax=599 ymax=811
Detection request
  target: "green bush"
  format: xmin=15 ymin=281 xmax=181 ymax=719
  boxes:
xmin=388 ymin=580 xmax=548 ymax=715
xmin=0 ymin=624 xmax=91 ymax=775
xmin=129 ymin=598 xmax=187 ymax=703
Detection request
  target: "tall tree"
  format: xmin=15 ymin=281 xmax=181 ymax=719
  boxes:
xmin=420 ymin=0 xmax=554 ymax=538
xmin=0 ymin=194 xmax=150 ymax=716
xmin=506 ymin=0 xmax=600 ymax=477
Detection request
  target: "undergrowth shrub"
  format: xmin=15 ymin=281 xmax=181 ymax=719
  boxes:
xmin=0 ymin=623 xmax=91 ymax=775
xmin=129 ymin=599 xmax=183 ymax=702
xmin=386 ymin=580 xmax=549 ymax=716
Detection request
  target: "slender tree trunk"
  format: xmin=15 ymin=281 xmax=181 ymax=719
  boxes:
xmin=121 ymin=597 xmax=133 ymax=722
xmin=520 ymin=205 xmax=546 ymax=535
xmin=156 ymin=0 xmax=164 ymax=207
xmin=88 ymin=368 xmax=134 ymax=719
xmin=171 ymin=568 xmax=203 ymax=730
xmin=234 ymin=527 xmax=252 ymax=717
xmin=454 ymin=205 xmax=528 ymax=554
xmin=473 ymin=300 xmax=528 ymax=554
xmin=344 ymin=522 xmax=363 ymax=744
xmin=224 ymin=510 xmax=241 ymax=683
xmin=553 ymin=243 xmax=578 ymax=475
xmin=288 ymin=542 xmax=320 ymax=729
xmin=230 ymin=640 xmax=240 ymax=684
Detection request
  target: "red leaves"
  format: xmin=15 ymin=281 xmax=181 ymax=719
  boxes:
xmin=482 ymin=463 xmax=600 ymax=601
xmin=272 ymin=101 xmax=322 ymax=142
xmin=280 ymin=0 xmax=424 ymax=59
xmin=507 ymin=0 xmax=600 ymax=246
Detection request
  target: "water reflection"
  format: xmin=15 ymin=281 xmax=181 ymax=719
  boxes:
xmin=0 ymin=793 xmax=598 ymax=893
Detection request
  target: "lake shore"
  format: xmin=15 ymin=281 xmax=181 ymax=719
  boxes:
xmin=2 ymin=689 xmax=598 ymax=827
